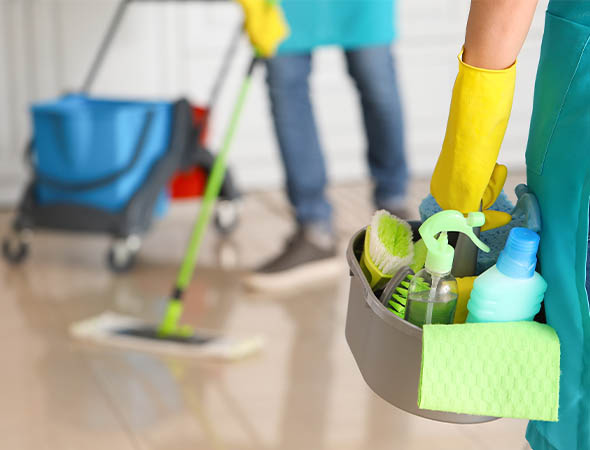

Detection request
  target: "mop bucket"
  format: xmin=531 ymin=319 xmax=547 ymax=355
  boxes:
xmin=32 ymin=94 xmax=173 ymax=212
xmin=2 ymin=1 xmax=244 ymax=273
xmin=345 ymin=225 xmax=496 ymax=423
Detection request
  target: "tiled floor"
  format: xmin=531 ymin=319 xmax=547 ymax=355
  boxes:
xmin=0 ymin=175 xmax=531 ymax=450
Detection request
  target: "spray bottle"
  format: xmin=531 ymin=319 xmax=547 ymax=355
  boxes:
xmin=405 ymin=210 xmax=490 ymax=327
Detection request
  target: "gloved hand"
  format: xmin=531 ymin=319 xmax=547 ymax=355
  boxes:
xmin=479 ymin=163 xmax=512 ymax=231
xmin=235 ymin=0 xmax=289 ymax=58
xmin=431 ymin=50 xmax=515 ymax=231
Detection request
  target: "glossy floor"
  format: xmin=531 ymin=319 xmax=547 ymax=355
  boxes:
xmin=0 ymin=177 xmax=531 ymax=450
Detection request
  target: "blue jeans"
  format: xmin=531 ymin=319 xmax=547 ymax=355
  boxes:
xmin=266 ymin=45 xmax=407 ymax=229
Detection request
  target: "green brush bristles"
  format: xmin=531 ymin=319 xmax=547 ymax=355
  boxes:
xmin=369 ymin=210 xmax=414 ymax=276
xmin=388 ymin=274 xmax=430 ymax=319
xmin=377 ymin=213 xmax=412 ymax=258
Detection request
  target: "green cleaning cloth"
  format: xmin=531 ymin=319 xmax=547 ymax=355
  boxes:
xmin=419 ymin=322 xmax=560 ymax=421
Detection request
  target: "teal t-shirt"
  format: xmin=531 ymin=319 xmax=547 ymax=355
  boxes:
xmin=278 ymin=0 xmax=397 ymax=53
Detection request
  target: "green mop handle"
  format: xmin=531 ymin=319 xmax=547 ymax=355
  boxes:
xmin=158 ymin=58 xmax=259 ymax=336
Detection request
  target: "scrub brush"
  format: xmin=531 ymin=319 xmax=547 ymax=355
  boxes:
xmin=380 ymin=239 xmax=428 ymax=318
xmin=360 ymin=210 xmax=415 ymax=290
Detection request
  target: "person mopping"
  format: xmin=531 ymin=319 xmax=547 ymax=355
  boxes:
xmin=244 ymin=0 xmax=408 ymax=290
xmin=431 ymin=1 xmax=589 ymax=448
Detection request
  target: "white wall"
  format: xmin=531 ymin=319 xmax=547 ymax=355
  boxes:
xmin=0 ymin=0 xmax=549 ymax=205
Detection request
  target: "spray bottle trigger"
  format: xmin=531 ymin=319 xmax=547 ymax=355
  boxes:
xmin=462 ymin=211 xmax=490 ymax=253
xmin=466 ymin=211 xmax=485 ymax=228
xmin=463 ymin=228 xmax=490 ymax=253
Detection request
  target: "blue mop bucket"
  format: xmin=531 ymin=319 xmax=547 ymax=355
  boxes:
xmin=32 ymin=94 xmax=173 ymax=213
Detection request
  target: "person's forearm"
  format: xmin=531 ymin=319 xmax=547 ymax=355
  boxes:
xmin=464 ymin=0 xmax=538 ymax=70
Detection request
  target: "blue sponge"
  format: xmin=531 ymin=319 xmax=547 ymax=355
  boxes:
xmin=419 ymin=191 xmax=526 ymax=274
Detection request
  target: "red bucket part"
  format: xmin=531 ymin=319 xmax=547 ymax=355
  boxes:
xmin=170 ymin=167 xmax=207 ymax=198
xmin=170 ymin=105 xmax=210 ymax=199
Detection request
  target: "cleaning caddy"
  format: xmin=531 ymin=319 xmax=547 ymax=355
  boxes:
xmin=1 ymin=0 xmax=241 ymax=273
xmin=345 ymin=184 xmax=561 ymax=423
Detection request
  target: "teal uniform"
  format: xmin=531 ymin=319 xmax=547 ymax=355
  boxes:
xmin=525 ymin=5 xmax=590 ymax=450
xmin=278 ymin=0 xmax=396 ymax=53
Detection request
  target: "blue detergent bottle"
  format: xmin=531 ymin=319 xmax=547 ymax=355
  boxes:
xmin=467 ymin=227 xmax=547 ymax=323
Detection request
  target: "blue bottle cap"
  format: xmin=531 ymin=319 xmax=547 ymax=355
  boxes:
xmin=497 ymin=227 xmax=540 ymax=279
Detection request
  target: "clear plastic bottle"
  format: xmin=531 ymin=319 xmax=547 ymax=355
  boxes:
xmin=406 ymin=269 xmax=458 ymax=327
xmin=404 ymin=210 xmax=489 ymax=328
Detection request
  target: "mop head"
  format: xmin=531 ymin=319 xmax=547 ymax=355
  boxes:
xmin=70 ymin=312 xmax=264 ymax=361
xmin=419 ymin=191 xmax=526 ymax=274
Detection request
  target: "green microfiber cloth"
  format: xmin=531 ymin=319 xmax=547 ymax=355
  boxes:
xmin=419 ymin=322 xmax=560 ymax=421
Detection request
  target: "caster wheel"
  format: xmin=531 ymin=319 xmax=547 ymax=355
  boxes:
xmin=214 ymin=200 xmax=240 ymax=235
xmin=107 ymin=235 xmax=141 ymax=273
xmin=2 ymin=233 xmax=29 ymax=264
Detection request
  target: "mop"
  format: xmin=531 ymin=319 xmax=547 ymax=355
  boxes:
xmin=70 ymin=0 xmax=290 ymax=360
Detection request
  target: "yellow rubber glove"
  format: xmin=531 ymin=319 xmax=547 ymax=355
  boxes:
xmin=454 ymin=276 xmax=476 ymax=324
xmin=480 ymin=163 xmax=512 ymax=231
xmin=235 ymin=0 xmax=290 ymax=58
xmin=431 ymin=50 xmax=515 ymax=231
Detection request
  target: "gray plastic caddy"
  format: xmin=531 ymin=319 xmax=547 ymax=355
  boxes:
xmin=345 ymin=226 xmax=496 ymax=424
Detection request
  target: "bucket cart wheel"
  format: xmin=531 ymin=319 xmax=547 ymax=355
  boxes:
xmin=214 ymin=200 xmax=240 ymax=235
xmin=2 ymin=230 xmax=30 ymax=264
xmin=107 ymin=235 xmax=141 ymax=273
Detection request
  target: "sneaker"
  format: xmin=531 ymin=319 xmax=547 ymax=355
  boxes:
xmin=242 ymin=227 xmax=341 ymax=292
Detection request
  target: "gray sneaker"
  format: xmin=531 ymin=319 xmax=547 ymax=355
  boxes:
xmin=243 ymin=227 xmax=341 ymax=292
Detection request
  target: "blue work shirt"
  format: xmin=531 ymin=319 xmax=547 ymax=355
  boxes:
xmin=278 ymin=0 xmax=397 ymax=53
